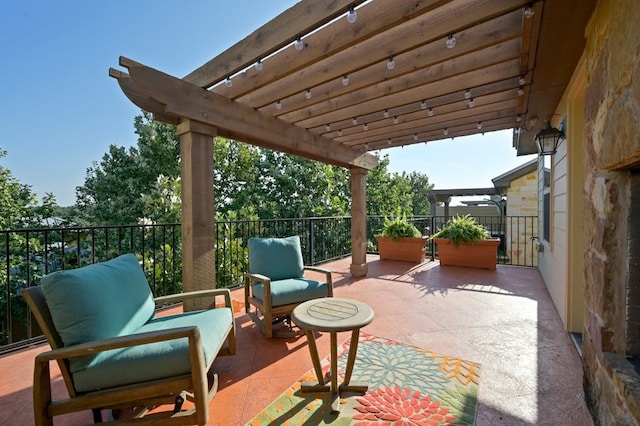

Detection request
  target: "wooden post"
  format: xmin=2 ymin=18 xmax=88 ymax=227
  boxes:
xmin=177 ymin=119 xmax=216 ymax=311
xmin=350 ymin=168 xmax=368 ymax=276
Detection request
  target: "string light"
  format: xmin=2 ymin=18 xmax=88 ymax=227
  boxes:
xmin=428 ymin=108 xmax=435 ymax=117
xmin=346 ymin=5 xmax=357 ymax=23
xmin=516 ymin=115 xmax=522 ymax=122
xmin=393 ymin=116 xmax=399 ymax=124
xmin=387 ymin=138 xmax=392 ymax=145
xmin=364 ymin=142 xmax=369 ymax=150
xmin=519 ymin=75 xmax=526 ymax=86
xmin=352 ymin=117 xmax=358 ymax=125
xmin=467 ymin=98 xmax=475 ymax=108
xmin=420 ymin=100 xmax=427 ymax=110
xmin=413 ymin=134 xmax=418 ymax=141
xmin=325 ymin=124 xmax=331 ymax=131
xmin=363 ymin=123 xmax=368 ymax=131
xmin=224 ymin=77 xmax=232 ymax=87
xmin=387 ymin=56 xmax=395 ymax=70
xmin=446 ymin=33 xmax=456 ymax=49
xmin=383 ymin=109 xmax=390 ymax=118
xmin=342 ymin=74 xmax=349 ymax=86
xmin=295 ymin=36 xmax=304 ymax=51
xmin=275 ymin=100 xmax=282 ymax=110
xmin=524 ymin=3 xmax=535 ymax=18
xmin=477 ymin=122 xmax=483 ymax=130
xmin=444 ymin=128 xmax=449 ymax=135
xmin=338 ymin=129 xmax=343 ymax=136
xmin=305 ymin=89 xmax=312 ymax=99
xmin=255 ymin=59 xmax=263 ymax=71
xmin=518 ymin=86 xmax=524 ymax=96
xmin=464 ymin=89 xmax=472 ymax=99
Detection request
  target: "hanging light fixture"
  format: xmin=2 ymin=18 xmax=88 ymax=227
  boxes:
xmin=535 ymin=121 xmax=564 ymax=155
xmin=224 ymin=77 xmax=232 ymax=87
xmin=428 ymin=108 xmax=434 ymax=117
xmin=342 ymin=74 xmax=349 ymax=86
xmin=305 ymin=89 xmax=312 ymax=99
xmin=467 ymin=98 xmax=475 ymax=108
xmin=275 ymin=100 xmax=282 ymax=110
xmin=346 ymin=5 xmax=357 ymax=23
xmin=387 ymin=56 xmax=396 ymax=70
xmin=446 ymin=33 xmax=456 ymax=49
xmin=255 ymin=59 xmax=263 ymax=71
xmin=464 ymin=89 xmax=472 ymax=99
xmin=294 ymin=36 xmax=304 ymax=51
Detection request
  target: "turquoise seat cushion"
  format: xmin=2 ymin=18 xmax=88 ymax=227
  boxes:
xmin=72 ymin=307 xmax=233 ymax=392
xmin=252 ymin=278 xmax=328 ymax=307
xmin=248 ymin=236 xmax=304 ymax=281
xmin=40 ymin=253 xmax=155 ymax=372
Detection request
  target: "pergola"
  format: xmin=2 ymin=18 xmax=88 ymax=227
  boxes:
xmin=109 ymin=0 xmax=593 ymax=305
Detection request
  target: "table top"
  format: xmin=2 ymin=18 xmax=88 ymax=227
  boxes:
xmin=291 ymin=297 xmax=374 ymax=332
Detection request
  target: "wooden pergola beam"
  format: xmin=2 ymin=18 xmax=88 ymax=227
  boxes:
xmin=111 ymin=57 xmax=377 ymax=170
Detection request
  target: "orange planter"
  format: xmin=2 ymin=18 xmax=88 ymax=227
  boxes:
xmin=376 ymin=236 xmax=428 ymax=263
xmin=434 ymin=238 xmax=500 ymax=270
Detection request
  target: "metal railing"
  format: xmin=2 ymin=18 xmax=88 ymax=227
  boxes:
xmin=0 ymin=214 xmax=536 ymax=352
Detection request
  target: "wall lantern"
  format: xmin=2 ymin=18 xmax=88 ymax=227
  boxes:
xmin=535 ymin=121 xmax=564 ymax=155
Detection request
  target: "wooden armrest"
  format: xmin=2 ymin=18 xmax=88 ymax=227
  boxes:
xmin=35 ymin=326 xmax=200 ymax=363
xmin=244 ymin=272 xmax=271 ymax=284
xmin=154 ymin=288 xmax=232 ymax=309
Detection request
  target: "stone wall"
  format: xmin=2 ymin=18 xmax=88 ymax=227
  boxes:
xmin=583 ymin=0 xmax=640 ymax=423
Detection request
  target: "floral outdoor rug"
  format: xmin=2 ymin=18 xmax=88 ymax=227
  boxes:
xmin=246 ymin=332 xmax=480 ymax=425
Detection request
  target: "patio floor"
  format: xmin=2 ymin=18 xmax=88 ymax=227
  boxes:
xmin=0 ymin=255 xmax=593 ymax=425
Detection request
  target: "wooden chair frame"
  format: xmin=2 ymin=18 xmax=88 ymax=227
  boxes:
xmin=23 ymin=287 xmax=236 ymax=426
xmin=244 ymin=266 xmax=333 ymax=338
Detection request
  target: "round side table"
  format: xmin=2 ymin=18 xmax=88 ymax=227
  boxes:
xmin=291 ymin=297 xmax=374 ymax=413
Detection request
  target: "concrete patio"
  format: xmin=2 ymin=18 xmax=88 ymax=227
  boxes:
xmin=0 ymin=255 xmax=592 ymax=425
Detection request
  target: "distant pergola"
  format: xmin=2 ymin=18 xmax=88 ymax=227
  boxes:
xmin=109 ymin=0 xmax=593 ymax=307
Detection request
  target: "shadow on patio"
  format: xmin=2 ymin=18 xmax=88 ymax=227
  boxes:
xmin=0 ymin=255 xmax=591 ymax=425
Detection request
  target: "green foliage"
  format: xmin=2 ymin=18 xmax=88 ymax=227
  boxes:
xmin=430 ymin=214 xmax=490 ymax=245
xmin=379 ymin=210 xmax=422 ymax=240
xmin=0 ymin=148 xmax=38 ymax=229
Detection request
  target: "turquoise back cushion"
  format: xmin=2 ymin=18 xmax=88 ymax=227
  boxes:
xmin=41 ymin=253 xmax=155 ymax=349
xmin=248 ymin=236 xmax=304 ymax=281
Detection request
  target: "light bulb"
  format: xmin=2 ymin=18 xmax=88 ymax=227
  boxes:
xmin=325 ymin=124 xmax=331 ymax=131
xmin=387 ymin=56 xmax=395 ymax=70
xmin=393 ymin=116 xmax=399 ymax=124
xmin=413 ymin=134 xmax=418 ymax=141
xmin=467 ymin=98 xmax=475 ymax=108
xmin=352 ymin=117 xmax=358 ymax=125
xmin=519 ymin=75 xmax=526 ymax=86
xmin=516 ymin=115 xmax=522 ymax=122
xmin=387 ymin=138 xmax=392 ymax=145
xmin=364 ymin=143 xmax=369 ymax=150
xmin=477 ymin=122 xmax=483 ymax=130
xmin=446 ymin=33 xmax=456 ymax=49
xmin=518 ymin=86 xmax=524 ymax=96
xmin=420 ymin=100 xmax=427 ymax=110
xmin=346 ymin=6 xmax=357 ymax=24
xmin=224 ymin=77 xmax=232 ymax=88
xmin=295 ymin=36 xmax=304 ymax=51
xmin=363 ymin=123 xmax=368 ymax=131
xmin=342 ymin=74 xmax=349 ymax=86
xmin=255 ymin=59 xmax=263 ymax=71
xmin=305 ymin=89 xmax=312 ymax=99
xmin=275 ymin=100 xmax=282 ymax=110
xmin=444 ymin=128 xmax=449 ymax=135
xmin=428 ymin=108 xmax=434 ymax=117
xmin=524 ymin=4 xmax=535 ymax=18
xmin=464 ymin=89 xmax=472 ymax=99
xmin=383 ymin=109 xmax=390 ymax=118
xmin=338 ymin=129 xmax=342 ymax=136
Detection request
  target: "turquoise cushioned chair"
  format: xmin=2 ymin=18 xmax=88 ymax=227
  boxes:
xmin=23 ymin=253 xmax=236 ymax=425
xmin=244 ymin=236 xmax=333 ymax=338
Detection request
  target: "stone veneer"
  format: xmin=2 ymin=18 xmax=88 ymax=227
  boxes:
xmin=583 ymin=0 xmax=640 ymax=423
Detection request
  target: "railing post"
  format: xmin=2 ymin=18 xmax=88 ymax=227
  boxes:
xmin=308 ymin=218 xmax=315 ymax=266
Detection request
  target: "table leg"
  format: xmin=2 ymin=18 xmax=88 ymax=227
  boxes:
xmin=339 ymin=328 xmax=368 ymax=393
xmin=305 ymin=329 xmax=325 ymax=386
xmin=329 ymin=331 xmax=339 ymax=413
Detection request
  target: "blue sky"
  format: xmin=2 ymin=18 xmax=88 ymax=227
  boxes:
xmin=1 ymin=1 xmax=534 ymax=206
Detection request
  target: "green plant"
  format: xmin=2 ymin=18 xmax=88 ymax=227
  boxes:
xmin=430 ymin=214 xmax=490 ymax=246
xmin=378 ymin=211 xmax=422 ymax=241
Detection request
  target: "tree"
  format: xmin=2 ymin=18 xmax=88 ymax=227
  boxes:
xmin=406 ymin=171 xmax=434 ymax=216
xmin=0 ymin=148 xmax=37 ymax=229
xmin=365 ymin=155 xmax=413 ymax=216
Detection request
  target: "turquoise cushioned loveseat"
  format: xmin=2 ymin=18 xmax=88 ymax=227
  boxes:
xmin=24 ymin=253 xmax=236 ymax=425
